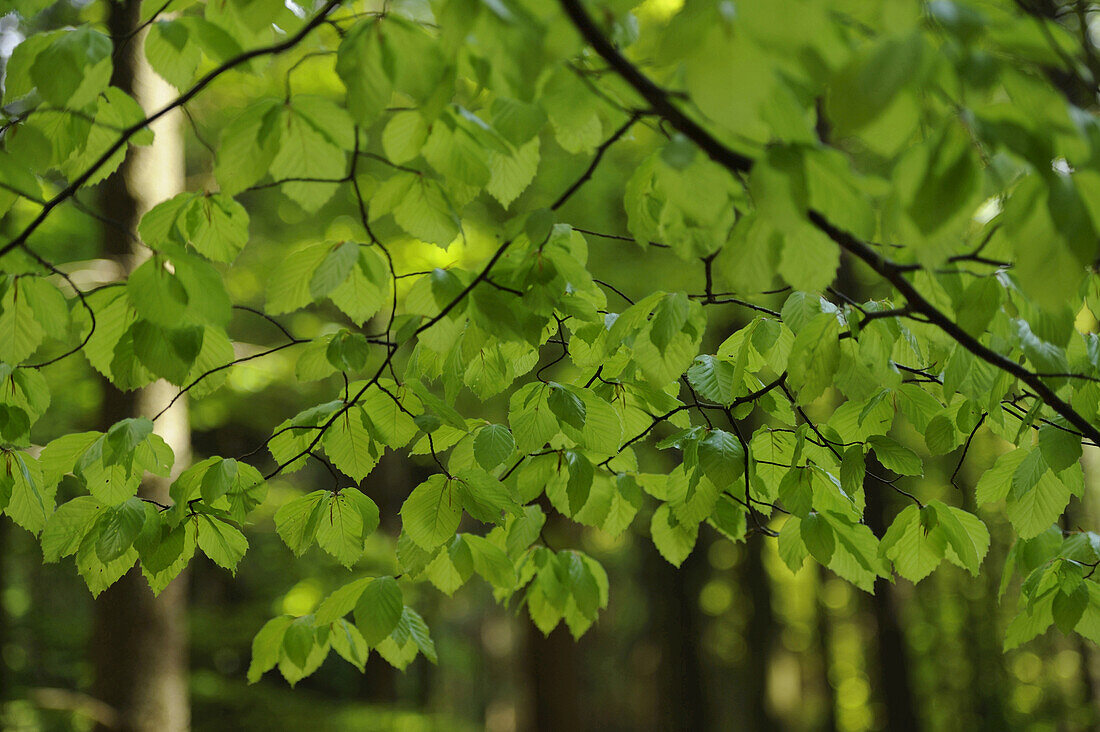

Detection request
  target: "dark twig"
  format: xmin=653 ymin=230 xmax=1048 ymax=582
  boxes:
xmin=951 ymin=413 xmax=988 ymax=490
xmin=551 ymin=112 xmax=640 ymax=210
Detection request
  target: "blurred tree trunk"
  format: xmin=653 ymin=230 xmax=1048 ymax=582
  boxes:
xmin=863 ymin=469 xmax=919 ymax=732
xmin=960 ymin=486 xmax=1010 ymax=731
xmin=743 ymin=530 xmax=777 ymax=731
xmin=525 ymin=508 xmax=583 ymax=732
xmin=1065 ymin=461 xmax=1099 ymax=726
xmin=358 ymin=452 xmax=412 ymax=703
xmin=644 ymin=537 xmax=710 ymax=731
xmin=90 ymin=2 xmax=191 ymax=730
xmin=525 ymin=623 xmax=582 ymax=732
xmin=0 ymin=520 xmax=7 ymax=699
xmin=815 ymin=565 xmax=838 ymax=732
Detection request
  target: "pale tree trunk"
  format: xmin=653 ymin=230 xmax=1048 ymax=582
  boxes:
xmin=91 ymin=2 xmax=191 ymax=730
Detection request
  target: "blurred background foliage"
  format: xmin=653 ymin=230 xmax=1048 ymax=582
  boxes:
xmin=1 ymin=0 xmax=1100 ymax=730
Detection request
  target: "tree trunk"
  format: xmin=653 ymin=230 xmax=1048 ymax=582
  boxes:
xmin=960 ymin=487 xmax=1010 ymax=731
xmin=743 ymin=530 xmax=777 ymax=732
xmin=863 ymin=469 xmax=919 ymax=732
xmin=0 ymin=520 xmax=7 ymax=700
xmin=525 ymin=623 xmax=582 ymax=732
xmin=815 ymin=565 xmax=839 ymax=732
xmin=524 ymin=509 xmax=584 ymax=732
xmin=642 ymin=536 xmax=710 ymax=731
xmin=1068 ymin=451 xmax=1100 ymax=726
xmin=90 ymin=2 xmax=190 ymax=730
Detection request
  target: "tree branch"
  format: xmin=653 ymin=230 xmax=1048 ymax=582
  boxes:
xmin=558 ymin=0 xmax=1100 ymax=447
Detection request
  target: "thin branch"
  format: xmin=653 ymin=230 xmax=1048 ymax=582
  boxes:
xmin=23 ymin=253 xmax=97 ymax=369
xmin=233 ymin=305 xmax=299 ymax=343
xmin=551 ymin=112 xmax=640 ymax=210
xmin=237 ymin=424 xmax=322 ymax=461
xmin=572 ymin=227 xmax=670 ymax=248
xmin=951 ymin=413 xmax=987 ymax=491
xmin=689 ymin=293 xmax=779 ymax=317
xmin=593 ymin=277 xmax=635 ymax=305
xmin=152 ymin=340 xmax=306 ymax=421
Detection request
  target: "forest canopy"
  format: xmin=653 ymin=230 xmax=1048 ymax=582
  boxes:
xmin=3 ymin=0 xmax=1100 ymax=698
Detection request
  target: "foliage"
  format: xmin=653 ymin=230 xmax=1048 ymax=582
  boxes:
xmin=4 ymin=0 xmax=1100 ymax=685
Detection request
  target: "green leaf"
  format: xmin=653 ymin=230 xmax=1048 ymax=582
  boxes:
xmin=474 ymin=424 xmax=515 ymax=470
xmin=248 ymin=615 xmax=294 ymax=683
xmin=145 ymin=19 xmax=200 ymax=90
xmin=282 ymin=616 xmax=317 ymax=668
xmin=354 ymin=576 xmax=403 ymax=646
xmin=1038 ymin=423 xmax=1082 ymax=473
xmin=488 ymin=138 xmax=540 ymax=209
xmin=184 ymin=194 xmax=251 ymax=263
xmin=778 ymin=223 xmax=839 ymax=292
xmin=196 ymin=515 xmax=248 ymax=574
xmin=819 ymin=511 xmax=887 ymax=592
xmin=879 ymin=505 xmax=945 ymax=583
xmin=465 ymin=534 xmax=515 ymax=589
xmin=41 ymin=496 xmax=101 ymax=563
xmin=330 ymin=619 xmax=370 ymax=671
xmin=779 ymin=468 xmax=813 ymax=518
xmin=562 ymin=451 xmax=593 ymax=516
xmin=266 ymin=243 xmax=332 ymax=315
xmin=3 ymin=451 xmax=51 ymax=534
xmin=1054 ymin=583 xmax=1088 ymax=635
xmin=697 ymin=429 xmax=745 ymax=489
xmin=975 ymin=448 xmax=1028 ymax=505
xmin=867 ymin=435 xmax=923 ymax=477
xmin=0 ymin=278 xmax=46 ymax=364
xmin=788 ymin=313 xmax=840 ymax=404
xmin=310 ymin=241 xmax=360 ymax=300
xmin=337 ymin=19 xmax=392 ymax=126
xmin=686 ymin=355 xmax=736 ymax=406
xmin=382 ymin=110 xmax=429 ymax=164
xmin=392 ymin=176 xmax=461 ymax=247
xmin=924 ymin=414 xmax=958 ymax=455
xmin=827 ymin=33 xmax=924 ymax=135
xmin=93 ymin=497 xmax=146 ymax=562
xmin=802 ymin=512 xmax=835 ymax=564
xmin=330 ymin=247 xmax=391 ymax=326
xmin=274 ymin=490 xmax=330 ymax=556
xmin=509 ymin=383 xmax=559 ymax=453
xmin=650 ymin=503 xmax=697 ymax=567
xmin=927 ymin=500 xmax=985 ymax=576
xmin=1006 ymin=467 xmax=1073 ymax=540
xmin=200 ymin=457 xmax=239 ymax=505
xmin=315 ymin=577 xmax=373 ymax=625
xmin=269 ymin=101 xmax=349 ymax=212
xmin=316 ymin=488 xmax=380 ymax=568
xmin=548 ymin=383 xmax=586 ymax=430
xmin=31 ymin=28 xmax=112 ymax=108
xmin=131 ymin=321 xmax=204 ymax=385
xmin=403 ymin=607 xmax=437 ymax=664
xmin=323 ymin=407 xmax=379 ymax=483
xmin=401 ymin=475 xmax=461 ymax=551
xmin=216 ymin=100 xmax=282 ymax=196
